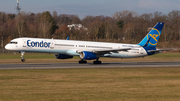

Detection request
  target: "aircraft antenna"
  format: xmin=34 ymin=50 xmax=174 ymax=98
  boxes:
xmin=16 ymin=0 xmax=21 ymax=14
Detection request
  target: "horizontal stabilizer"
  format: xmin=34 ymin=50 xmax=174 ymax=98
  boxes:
xmin=148 ymin=49 xmax=173 ymax=52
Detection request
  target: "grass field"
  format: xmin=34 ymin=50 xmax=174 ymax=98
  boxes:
xmin=1 ymin=52 xmax=180 ymax=64
xmin=0 ymin=68 xmax=180 ymax=101
xmin=1 ymin=53 xmax=180 ymax=101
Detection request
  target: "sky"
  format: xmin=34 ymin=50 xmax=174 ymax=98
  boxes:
xmin=1 ymin=0 xmax=180 ymax=19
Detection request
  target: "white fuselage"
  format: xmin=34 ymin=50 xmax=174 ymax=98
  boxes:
xmin=5 ymin=38 xmax=148 ymax=58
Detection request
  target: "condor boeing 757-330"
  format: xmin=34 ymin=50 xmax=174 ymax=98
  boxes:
xmin=5 ymin=22 xmax=172 ymax=64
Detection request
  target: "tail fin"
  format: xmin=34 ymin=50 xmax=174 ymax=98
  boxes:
xmin=138 ymin=22 xmax=164 ymax=48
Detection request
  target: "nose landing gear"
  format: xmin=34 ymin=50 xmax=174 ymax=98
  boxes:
xmin=21 ymin=52 xmax=25 ymax=62
xmin=79 ymin=59 xmax=87 ymax=64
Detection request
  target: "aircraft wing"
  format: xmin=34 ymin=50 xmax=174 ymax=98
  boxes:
xmin=93 ymin=48 xmax=172 ymax=54
xmin=93 ymin=48 xmax=131 ymax=53
xmin=76 ymin=48 xmax=132 ymax=55
xmin=148 ymin=49 xmax=173 ymax=52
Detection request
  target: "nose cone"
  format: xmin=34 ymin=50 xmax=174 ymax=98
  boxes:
xmin=5 ymin=44 xmax=11 ymax=50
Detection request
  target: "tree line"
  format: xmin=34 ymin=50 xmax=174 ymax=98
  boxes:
xmin=0 ymin=10 xmax=180 ymax=48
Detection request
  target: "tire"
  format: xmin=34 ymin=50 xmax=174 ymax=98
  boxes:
xmin=79 ymin=60 xmax=87 ymax=64
xmin=93 ymin=61 xmax=102 ymax=64
xmin=21 ymin=59 xmax=25 ymax=62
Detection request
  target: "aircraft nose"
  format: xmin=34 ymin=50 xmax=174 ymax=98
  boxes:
xmin=5 ymin=44 xmax=11 ymax=50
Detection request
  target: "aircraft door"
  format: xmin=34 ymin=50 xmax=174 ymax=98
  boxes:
xmin=140 ymin=47 xmax=144 ymax=54
xmin=22 ymin=39 xmax=27 ymax=47
xmin=50 ymin=39 xmax=55 ymax=49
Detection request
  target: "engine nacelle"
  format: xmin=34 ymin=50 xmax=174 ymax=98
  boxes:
xmin=80 ymin=51 xmax=97 ymax=60
xmin=54 ymin=54 xmax=73 ymax=59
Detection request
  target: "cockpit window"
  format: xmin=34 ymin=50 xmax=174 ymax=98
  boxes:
xmin=9 ymin=41 xmax=18 ymax=44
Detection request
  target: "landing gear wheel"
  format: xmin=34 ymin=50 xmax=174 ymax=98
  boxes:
xmin=21 ymin=59 xmax=25 ymax=62
xmin=79 ymin=60 xmax=87 ymax=64
xmin=93 ymin=61 xmax=102 ymax=64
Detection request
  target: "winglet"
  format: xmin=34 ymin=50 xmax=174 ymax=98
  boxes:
xmin=67 ymin=36 xmax=69 ymax=40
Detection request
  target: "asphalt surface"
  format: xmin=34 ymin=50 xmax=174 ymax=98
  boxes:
xmin=0 ymin=61 xmax=180 ymax=69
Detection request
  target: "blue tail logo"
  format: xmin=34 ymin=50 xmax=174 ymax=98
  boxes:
xmin=147 ymin=28 xmax=160 ymax=46
xmin=138 ymin=22 xmax=164 ymax=48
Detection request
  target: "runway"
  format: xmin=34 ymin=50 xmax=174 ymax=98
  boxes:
xmin=0 ymin=61 xmax=180 ymax=69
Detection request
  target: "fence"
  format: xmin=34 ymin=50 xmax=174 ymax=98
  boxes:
xmin=0 ymin=48 xmax=13 ymax=53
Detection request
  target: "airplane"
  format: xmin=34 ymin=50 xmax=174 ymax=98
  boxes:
xmin=5 ymin=22 xmax=172 ymax=64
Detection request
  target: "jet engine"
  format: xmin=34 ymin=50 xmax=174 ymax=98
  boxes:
xmin=54 ymin=54 xmax=73 ymax=59
xmin=80 ymin=51 xmax=98 ymax=60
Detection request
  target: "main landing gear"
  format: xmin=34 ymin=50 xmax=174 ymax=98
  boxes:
xmin=79 ymin=59 xmax=87 ymax=64
xmin=78 ymin=59 xmax=102 ymax=64
xmin=20 ymin=52 xmax=25 ymax=62
xmin=93 ymin=59 xmax=102 ymax=64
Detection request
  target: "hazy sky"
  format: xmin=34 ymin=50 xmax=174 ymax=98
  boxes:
xmin=1 ymin=0 xmax=180 ymax=18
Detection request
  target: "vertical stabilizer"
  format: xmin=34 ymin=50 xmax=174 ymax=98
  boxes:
xmin=138 ymin=22 xmax=164 ymax=48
